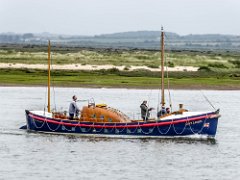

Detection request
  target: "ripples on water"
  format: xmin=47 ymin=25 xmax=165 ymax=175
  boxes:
xmin=0 ymin=87 xmax=240 ymax=179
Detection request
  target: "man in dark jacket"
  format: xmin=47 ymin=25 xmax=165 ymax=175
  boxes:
xmin=140 ymin=100 xmax=153 ymax=121
xmin=157 ymin=106 xmax=166 ymax=118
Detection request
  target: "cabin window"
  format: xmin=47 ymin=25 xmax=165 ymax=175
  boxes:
xmin=108 ymin=118 xmax=112 ymax=122
xmin=100 ymin=115 xmax=104 ymax=120
xmin=91 ymin=114 xmax=96 ymax=118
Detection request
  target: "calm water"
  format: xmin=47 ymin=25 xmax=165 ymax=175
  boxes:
xmin=0 ymin=87 xmax=240 ymax=180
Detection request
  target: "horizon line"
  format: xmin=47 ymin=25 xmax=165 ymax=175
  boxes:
xmin=0 ymin=30 xmax=239 ymax=37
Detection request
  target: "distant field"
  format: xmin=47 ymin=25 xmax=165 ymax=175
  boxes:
xmin=0 ymin=44 xmax=240 ymax=69
xmin=0 ymin=68 xmax=240 ymax=90
xmin=0 ymin=44 xmax=240 ymax=89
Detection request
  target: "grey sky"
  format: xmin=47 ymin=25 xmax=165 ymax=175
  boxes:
xmin=0 ymin=0 xmax=239 ymax=35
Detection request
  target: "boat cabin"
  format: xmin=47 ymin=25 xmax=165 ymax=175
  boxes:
xmin=80 ymin=104 xmax=131 ymax=123
xmin=53 ymin=104 xmax=131 ymax=123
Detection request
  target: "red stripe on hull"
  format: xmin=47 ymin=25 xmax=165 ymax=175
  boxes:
xmin=29 ymin=113 xmax=217 ymax=129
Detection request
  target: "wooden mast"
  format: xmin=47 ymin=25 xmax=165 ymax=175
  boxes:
xmin=47 ymin=40 xmax=51 ymax=113
xmin=161 ymin=27 xmax=165 ymax=107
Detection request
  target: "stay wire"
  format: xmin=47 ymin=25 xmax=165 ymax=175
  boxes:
xmin=157 ymin=31 xmax=163 ymax=113
xmin=44 ymin=82 xmax=47 ymax=113
xmin=164 ymin=32 xmax=173 ymax=112
xmin=200 ymin=90 xmax=216 ymax=110
xmin=147 ymin=89 xmax=153 ymax=119
xmin=50 ymin=52 xmax=57 ymax=111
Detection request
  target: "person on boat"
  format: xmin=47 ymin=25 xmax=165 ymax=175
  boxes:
xmin=140 ymin=100 xmax=153 ymax=121
xmin=179 ymin=104 xmax=188 ymax=113
xmin=157 ymin=106 xmax=169 ymax=118
xmin=69 ymin=95 xmax=80 ymax=120
xmin=166 ymin=107 xmax=170 ymax=114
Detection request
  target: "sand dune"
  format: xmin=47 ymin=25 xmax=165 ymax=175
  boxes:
xmin=0 ymin=63 xmax=198 ymax=72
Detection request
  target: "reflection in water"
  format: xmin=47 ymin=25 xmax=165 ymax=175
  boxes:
xmin=18 ymin=129 xmax=218 ymax=145
xmin=1 ymin=127 xmax=217 ymax=145
xmin=153 ymin=137 xmax=216 ymax=145
xmin=65 ymin=135 xmax=217 ymax=144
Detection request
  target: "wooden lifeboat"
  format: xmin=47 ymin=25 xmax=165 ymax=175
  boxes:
xmin=80 ymin=104 xmax=131 ymax=123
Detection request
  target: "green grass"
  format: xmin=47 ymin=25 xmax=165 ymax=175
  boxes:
xmin=0 ymin=68 xmax=239 ymax=89
xmin=1 ymin=45 xmax=240 ymax=68
xmin=1 ymin=45 xmax=240 ymax=89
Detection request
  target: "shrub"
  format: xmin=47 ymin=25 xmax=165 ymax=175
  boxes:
xmin=167 ymin=61 xmax=175 ymax=67
xmin=229 ymin=73 xmax=240 ymax=77
xmin=198 ymin=66 xmax=212 ymax=72
xmin=147 ymin=64 xmax=159 ymax=68
xmin=108 ymin=67 xmax=120 ymax=73
xmin=229 ymin=60 xmax=240 ymax=68
xmin=208 ymin=62 xmax=228 ymax=69
xmin=135 ymin=55 xmax=148 ymax=60
xmin=124 ymin=65 xmax=131 ymax=71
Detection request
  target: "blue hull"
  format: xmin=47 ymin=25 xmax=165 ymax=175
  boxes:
xmin=25 ymin=110 xmax=219 ymax=138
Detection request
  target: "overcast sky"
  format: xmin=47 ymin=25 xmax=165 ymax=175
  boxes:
xmin=0 ymin=0 xmax=239 ymax=35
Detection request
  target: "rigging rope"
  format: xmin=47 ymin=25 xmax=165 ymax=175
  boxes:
xmin=163 ymin=32 xmax=173 ymax=112
xmin=147 ymin=89 xmax=153 ymax=119
xmin=50 ymin=52 xmax=57 ymax=111
xmin=200 ymin=91 xmax=216 ymax=110
xmin=165 ymin=54 xmax=173 ymax=112
xmin=44 ymin=83 xmax=48 ymax=113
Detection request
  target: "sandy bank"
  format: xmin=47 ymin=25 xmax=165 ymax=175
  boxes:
xmin=0 ymin=63 xmax=198 ymax=72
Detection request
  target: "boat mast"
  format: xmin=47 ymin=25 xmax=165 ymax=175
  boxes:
xmin=48 ymin=40 xmax=51 ymax=113
xmin=161 ymin=27 xmax=165 ymax=107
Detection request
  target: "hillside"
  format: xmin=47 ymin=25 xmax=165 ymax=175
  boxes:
xmin=1 ymin=31 xmax=240 ymax=51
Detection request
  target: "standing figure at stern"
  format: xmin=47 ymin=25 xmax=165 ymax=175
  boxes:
xmin=69 ymin=95 xmax=80 ymax=120
xmin=140 ymin=100 xmax=154 ymax=121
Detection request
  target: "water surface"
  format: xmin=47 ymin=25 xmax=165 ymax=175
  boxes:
xmin=0 ymin=87 xmax=239 ymax=179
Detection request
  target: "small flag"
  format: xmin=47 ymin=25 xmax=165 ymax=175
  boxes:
xmin=204 ymin=123 xmax=210 ymax=128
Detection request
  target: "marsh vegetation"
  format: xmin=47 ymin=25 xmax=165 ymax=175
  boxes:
xmin=0 ymin=45 xmax=240 ymax=68
xmin=0 ymin=44 xmax=239 ymax=89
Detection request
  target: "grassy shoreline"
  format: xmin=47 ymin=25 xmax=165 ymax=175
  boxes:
xmin=1 ymin=83 xmax=239 ymax=90
xmin=1 ymin=45 xmax=240 ymax=90
xmin=1 ymin=68 xmax=239 ymax=90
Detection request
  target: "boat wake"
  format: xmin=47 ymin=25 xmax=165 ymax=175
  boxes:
xmin=18 ymin=126 xmax=217 ymax=144
xmin=0 ymin=128 xmax=27 ymax=136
